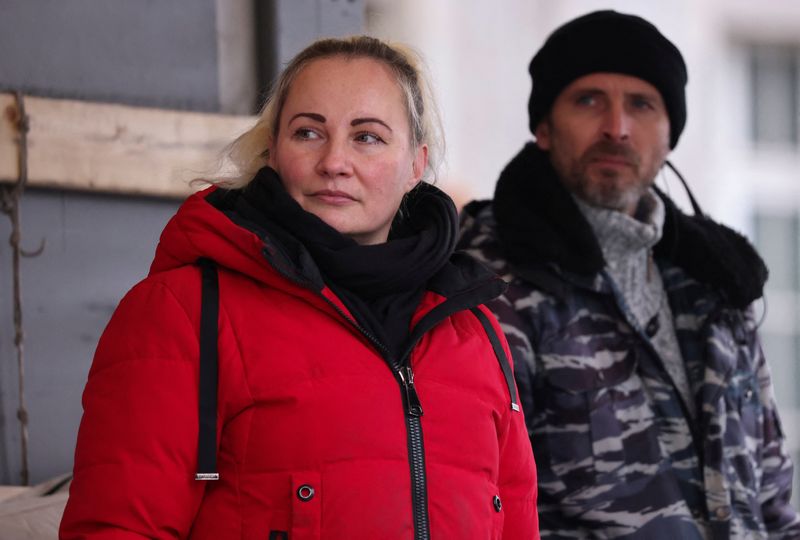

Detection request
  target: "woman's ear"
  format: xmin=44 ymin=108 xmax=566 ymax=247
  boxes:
xmin=264 ymin=137 xmax=275 ymax=167
xmin=408 ymin=144 xmax=428 ymax=192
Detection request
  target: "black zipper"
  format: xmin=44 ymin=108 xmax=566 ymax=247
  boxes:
xmin=265 ymin=251 xmax=432 ymax=538
xmin=323 ymin=299 xmax=431 ymax=539
xmin=398 ymin=365 xmax=429 ymax=539
xmin=398 ymin=365 xmax=423 ymax=417
xmin=324 ymin=299 xmax=431 ymax=540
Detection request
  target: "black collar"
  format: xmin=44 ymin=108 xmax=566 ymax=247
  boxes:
xmin=208 ymin=167 xmax=507 ymax=356
xmin=491 ymin=143 xmax=768 ymax=309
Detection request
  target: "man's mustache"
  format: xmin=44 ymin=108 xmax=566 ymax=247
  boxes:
xmin=582 ymin=141 xmax=640 ymax=167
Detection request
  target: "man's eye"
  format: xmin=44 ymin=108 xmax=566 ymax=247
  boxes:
xmin=632 ymin=98 xmax=654 ymax=110
xmin=355 ymin=132 xmax=384 ymax=144
xmin=575 ymin=95 xmax=596 ymax=106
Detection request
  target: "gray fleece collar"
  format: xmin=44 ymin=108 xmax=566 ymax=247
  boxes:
xmin=574 ymin=189 xmax=665 ymax=266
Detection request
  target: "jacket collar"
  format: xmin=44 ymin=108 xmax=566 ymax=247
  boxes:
xmin=204 ymin=177 xmax=506 ymax=308
xmin=491 ymin=143 xmax=768 ymax=309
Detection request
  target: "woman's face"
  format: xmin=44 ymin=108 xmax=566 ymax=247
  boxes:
xmin=268 ymin=56 xmax=427 ymax=245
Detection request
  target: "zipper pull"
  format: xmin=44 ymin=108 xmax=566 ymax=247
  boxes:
xmin=398 ymin=365 xmax=423 ymax=418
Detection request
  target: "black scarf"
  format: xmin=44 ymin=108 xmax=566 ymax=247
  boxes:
xmin=492 ymin=143 xmax=768 ymax=309
xmin=222 ymin=167 xmax=458 ymax=357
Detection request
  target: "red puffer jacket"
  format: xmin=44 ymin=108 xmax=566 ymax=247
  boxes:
xmin=60 ymin=187 xmax=538 ymax=540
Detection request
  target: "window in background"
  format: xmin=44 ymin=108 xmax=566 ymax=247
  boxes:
xmin=750 ymin=43 xmax=799 ymax=147
xmin=754 ymin=211 xmax=800 ymax=507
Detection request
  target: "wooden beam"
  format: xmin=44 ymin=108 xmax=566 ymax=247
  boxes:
xmin=0 ymin=93 xmax=256 ymax=198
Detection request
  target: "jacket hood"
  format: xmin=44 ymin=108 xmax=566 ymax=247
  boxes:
xmin=150 ymin=187 xmax=291 ymax=290
xmin=469 ymin=142 xmax=768 ymax=309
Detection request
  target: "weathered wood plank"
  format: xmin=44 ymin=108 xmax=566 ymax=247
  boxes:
xmin=0 ymin=93 xmax=256 ymax=198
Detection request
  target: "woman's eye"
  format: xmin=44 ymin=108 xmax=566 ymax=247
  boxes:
xmin=293 ymin=128 xmax=320 ymax=140
xmin=355 ymin=132 xmax=384 ymax=145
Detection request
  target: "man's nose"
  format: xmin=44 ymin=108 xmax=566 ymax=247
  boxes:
xmin=601 ymin=102 xmax=631 ymax=142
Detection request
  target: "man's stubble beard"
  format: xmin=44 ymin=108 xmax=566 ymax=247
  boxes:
xmin=554 ymin=140 xmax=658 ymax=214
xmin=567 ymin=165 xmax=650 ymax=213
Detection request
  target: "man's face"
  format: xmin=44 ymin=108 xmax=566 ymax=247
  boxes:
xmin=535 ymin=72 xmax=671 ymax=215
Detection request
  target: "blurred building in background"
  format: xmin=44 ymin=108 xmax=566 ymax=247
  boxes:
xmin=0 ymin=0 xmax=797 ymax=508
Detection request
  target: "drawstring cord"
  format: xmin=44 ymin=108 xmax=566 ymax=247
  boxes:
xmin=665 ymin=160 xmax=705 ymax=218
xmin=663 ymin=160 xmax=768 ymax=329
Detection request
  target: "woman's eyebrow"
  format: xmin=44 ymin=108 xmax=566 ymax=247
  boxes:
xmin=352 ymin=117 xmax=392 ymax=132
xmin=289 ymin=112 xmax=326 ymax=124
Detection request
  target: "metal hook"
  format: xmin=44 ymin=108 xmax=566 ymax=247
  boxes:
xmin=21 ymin=237 xmax=46 ymax=258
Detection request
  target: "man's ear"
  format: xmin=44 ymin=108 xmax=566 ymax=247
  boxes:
xmin=534 ymin=122 xmax=551 ymax=151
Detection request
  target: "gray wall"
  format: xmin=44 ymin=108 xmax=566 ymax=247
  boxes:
xmin=260 ymin=0 xmax=368 ymax=85
xmin=0 ymin=0 xmax=222 ymax=111
xmin=0 ymin=191 xmax=179 ymax=484
xmin=0 ymin=0 xmax=366 ymax=114
xmin=0 ymin=0 xmax=363 ymax=485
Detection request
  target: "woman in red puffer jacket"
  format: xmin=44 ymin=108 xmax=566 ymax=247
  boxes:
xmin=60 ymin=35 xmax=538 ymax=540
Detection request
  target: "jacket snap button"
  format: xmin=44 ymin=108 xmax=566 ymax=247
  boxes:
xmin=493 ymin=494 xmax=502 ymax=512
xmin=715 ymin=506 xmax=731 ymax=520
xmin=296 ymin=484 xmax=315 ymax=502
xmin=645 ymin=315 xmax=660 ymax=337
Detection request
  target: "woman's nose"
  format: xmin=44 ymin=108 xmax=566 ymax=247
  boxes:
xmin=316 ymin=138 xmax=353 ymax=178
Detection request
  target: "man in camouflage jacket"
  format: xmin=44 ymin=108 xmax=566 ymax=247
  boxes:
xmin=459 ymin=10 xmax=800 ymax=539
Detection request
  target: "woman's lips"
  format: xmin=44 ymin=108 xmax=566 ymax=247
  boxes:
xmin=311 ymin=189 xmax=356 ymax=204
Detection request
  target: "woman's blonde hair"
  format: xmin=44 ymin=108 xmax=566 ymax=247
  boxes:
xmin=215 ymin=35 xmax=444 ymax=188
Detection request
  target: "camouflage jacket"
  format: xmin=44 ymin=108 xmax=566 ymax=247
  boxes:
xmin=458 ymin=144 xmax=800 ymax=539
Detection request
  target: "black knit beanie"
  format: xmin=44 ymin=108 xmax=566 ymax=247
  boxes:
xmin=528 ymin=10 xmax=688 ymax=149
